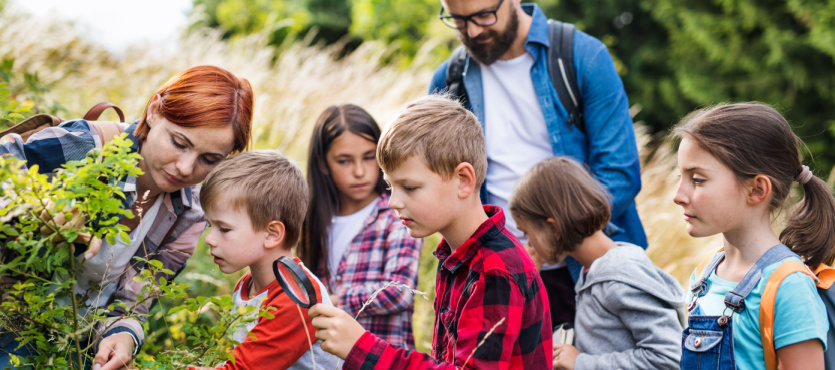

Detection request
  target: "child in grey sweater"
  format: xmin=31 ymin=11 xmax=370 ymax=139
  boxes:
xmin=510 ymin=157 xmax=684 ymax=370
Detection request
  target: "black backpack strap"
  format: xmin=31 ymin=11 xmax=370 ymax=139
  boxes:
xmin=445 ymin=45 xmax=469 ymax=107
xmin=547 ymin=20 xmax=584 ymax=133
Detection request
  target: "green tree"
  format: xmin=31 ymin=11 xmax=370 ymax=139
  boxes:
xmin=350 ymin=0 xmax=445 ymax=62
xmin=191 ymin=0 xmax=358 ymax=47
xmin=191 ymin=0 xmax=312 ymax=46
xmin=190 ymin=0 xmax=451 ymax=63
xmin=540 ymin=0 xmax=835 ymax=171
xmin=649 ymin=0 xmax=835 ymax=171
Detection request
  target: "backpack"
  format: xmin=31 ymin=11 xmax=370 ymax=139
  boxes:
xmin=0 ymin=101 xmax=125 ymax=144
xmin=445 ymin=20 xmax=585 ymax=133
xmin=694 ymin=247 xmax=835 ymax=370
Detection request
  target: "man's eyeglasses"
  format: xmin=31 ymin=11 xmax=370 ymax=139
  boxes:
xmin=438 ymin=0 xmax=504 ymax=30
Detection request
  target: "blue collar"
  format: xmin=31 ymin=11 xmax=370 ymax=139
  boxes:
xmin=522 ymin=3 xmax=550 ymax=54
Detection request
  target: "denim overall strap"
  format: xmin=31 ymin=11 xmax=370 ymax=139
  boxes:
xmin=688 ymin=251 xmax=726 ymax=313
xmin=680 ymin=244 xmax=798 ymax=370
xmin=682 ymin=251 xmax=732 ymax=370
xmin=723 ymin=244 xmax=797 ymax=312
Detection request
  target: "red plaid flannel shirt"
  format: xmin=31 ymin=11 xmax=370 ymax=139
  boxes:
xmin=343 ymin=205 xmax=552 ymax=369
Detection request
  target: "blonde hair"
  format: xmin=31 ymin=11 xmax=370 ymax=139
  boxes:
xmin=200 ymin=150 xmax=308 ymax=248
xmin=509 ymin=157 xmax=611 ymax=255
xmin=377 ymin=95 xmax=486 ymax=186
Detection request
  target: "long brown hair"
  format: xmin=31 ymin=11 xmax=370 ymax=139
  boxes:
xmin=673 ymin=102 xmax=835 ymax=267
xmin=298 ymin=105 xmax=387 ymax=281
xmin=134 ymin=65 xmax=253 ymax=154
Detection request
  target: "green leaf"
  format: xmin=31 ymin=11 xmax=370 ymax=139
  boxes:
xmin=118 ymin=231 xmax=130 ymax=244
xmin=168 ymin=306 xmax=187 ymax=315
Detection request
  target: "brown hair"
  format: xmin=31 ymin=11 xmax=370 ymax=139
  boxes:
xmin=377 ymin=95 xmax=486 ymax=187
xmin=509 ymin=157 xmax=611 ymax=255
xmin=134 ymin=65 xmax=253 ymax=154
xmin=298 ymin=104 xmax=387 ymax=280
xmin=200 ymin=150 xmax=308 ymax=248
xmin=673 ymin=102 xmax=835 ymax=267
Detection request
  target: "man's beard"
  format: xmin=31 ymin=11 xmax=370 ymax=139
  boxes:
xmin=459 ymin=5 xmax=519 ymax=65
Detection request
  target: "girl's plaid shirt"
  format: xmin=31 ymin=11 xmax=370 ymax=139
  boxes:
xmin=343 ymin=206 xmax=553 ymax=369
xmin=321 ymin=193 xmax=423 ymax=350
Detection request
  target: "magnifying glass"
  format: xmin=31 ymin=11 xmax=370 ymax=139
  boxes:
xmin=272 ymin=256 xmax=318 ymax=308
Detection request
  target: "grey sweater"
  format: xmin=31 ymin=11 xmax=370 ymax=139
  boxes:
xmin=573 ymin=243 xmax=685 ymax=370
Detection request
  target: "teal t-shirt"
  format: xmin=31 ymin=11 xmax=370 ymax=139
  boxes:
xmin=688 ymin=256 xmax=828 ymax=370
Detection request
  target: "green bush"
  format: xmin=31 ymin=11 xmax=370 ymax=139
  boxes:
xmin=0 ymin=137 xmax=273 ymax=368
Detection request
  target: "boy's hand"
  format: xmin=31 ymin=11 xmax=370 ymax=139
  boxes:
xmin=309 ymin=303 xmax=366 ymax=359
xmin=553 ymin=344 xmax=578 ymax=370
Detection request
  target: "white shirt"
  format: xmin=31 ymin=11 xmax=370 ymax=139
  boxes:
xmin=327 ymin=198 xmax=378 ymax=278
xmin=481 ymin=53 xmax=553 ymax=243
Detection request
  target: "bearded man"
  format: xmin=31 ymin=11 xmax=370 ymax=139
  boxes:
xmin=429 ymin=0 xmax=648 ymax=332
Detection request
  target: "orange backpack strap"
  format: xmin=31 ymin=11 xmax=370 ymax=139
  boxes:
xmin=759 ymin=260 xmax=816 ymax=370
xmin=813 ymin=263 xmax=835 ymax=289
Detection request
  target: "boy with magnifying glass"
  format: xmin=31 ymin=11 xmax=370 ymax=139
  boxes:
xmin=309 ymin=96 xmax=553 ymax=369
xmin=191 ymin=150 xmax=339 ymax=370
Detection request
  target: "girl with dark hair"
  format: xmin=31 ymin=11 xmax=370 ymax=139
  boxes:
xmin=674 ymin=102 xmax=835 ymax=370
xmin=298 ymin=104 xmax=422 ymax=350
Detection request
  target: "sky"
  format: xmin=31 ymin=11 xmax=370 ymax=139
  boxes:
xmin=12 ymin=0 xmax=193 ymax=55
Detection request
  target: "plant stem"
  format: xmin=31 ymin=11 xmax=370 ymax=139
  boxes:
xmin=296 ymin=304 xmax=316 ymax=370
xmin=68 ymin=248 xmax=85 ymax=368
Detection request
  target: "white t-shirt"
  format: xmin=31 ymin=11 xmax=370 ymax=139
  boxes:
xmin=480 ymin=53 xmax=553 ymax=243
xmin=56 ymin=194 xmax=163 ymax=314
xmin=327 ymin=198 xmax=378 ymax=278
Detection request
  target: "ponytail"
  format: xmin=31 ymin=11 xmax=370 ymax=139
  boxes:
xmin=780 ymin=170 xmax=835 ymax=267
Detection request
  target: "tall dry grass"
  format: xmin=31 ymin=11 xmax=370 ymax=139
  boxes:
xmin=0 ymin=5 xmax=735 ymax=354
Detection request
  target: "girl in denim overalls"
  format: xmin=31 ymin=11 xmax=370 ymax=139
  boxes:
xmin=672 ymin=103 xmax=833 ymax=370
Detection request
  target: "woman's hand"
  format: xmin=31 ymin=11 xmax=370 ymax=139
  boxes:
xmin=92 ymin=332 xmax=135 ymax=370
xmin=553 ymin=343 xmax=578 ymax=370
xmin=329 ymin=294 xmax=339 ymax=308
xmin=38 ymin=200 xmax=102 ymax=259
xmin=309 ymin=303 xmax=366 ymax=359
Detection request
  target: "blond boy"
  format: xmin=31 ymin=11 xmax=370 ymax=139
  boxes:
xmin=193 ymin=150 xmax=339 ymax=370
xmin=310 ymin=96 xmax=553 ymax=369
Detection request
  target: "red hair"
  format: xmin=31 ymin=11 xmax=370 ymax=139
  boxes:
xmin=134 ymin=65 xmax=253 ymax=153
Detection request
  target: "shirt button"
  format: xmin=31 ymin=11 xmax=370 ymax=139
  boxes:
xmin=694 ymin=337 xmax=702 ymax=348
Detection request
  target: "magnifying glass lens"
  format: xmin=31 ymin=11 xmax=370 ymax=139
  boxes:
xmin=275 ymin=262 xmax=310 ymax=306
xmin=273 ymin=256 xmax=318 ymax=308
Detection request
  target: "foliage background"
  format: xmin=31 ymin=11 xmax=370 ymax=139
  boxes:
xmin=193 ymin=0 xmax=835 ymax=173
xmin=2 ymin=0 xmax=833 ymax=358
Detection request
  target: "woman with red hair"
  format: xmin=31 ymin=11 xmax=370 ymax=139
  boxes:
xmin=0 ymin=65 xmax=254 ymax=369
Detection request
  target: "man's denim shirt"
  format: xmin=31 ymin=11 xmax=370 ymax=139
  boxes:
xmin=430 ymin=3 xmax=648 ymax=256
